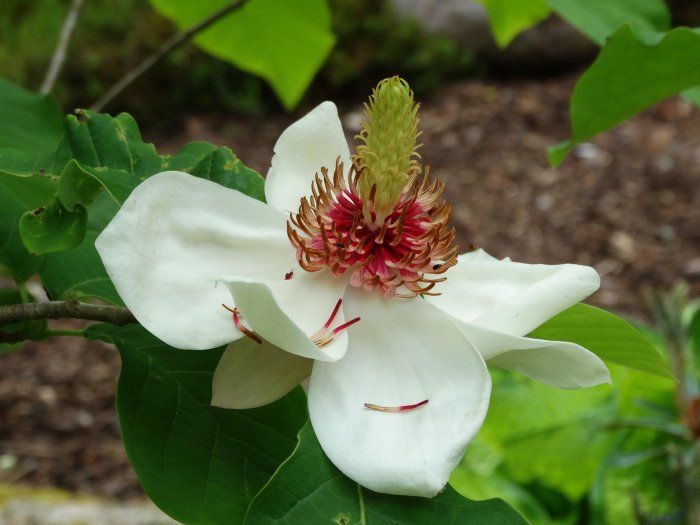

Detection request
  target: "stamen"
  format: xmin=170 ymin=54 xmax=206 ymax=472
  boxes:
xmin=285 ymin=270 xmax=294 ymax=280
xmin=364 ymin=399 xmax=429 ymax=412
xmin=323 ymin=298 xmax=343 ymax=330
xmin=286 ymin=155 xmax=459 ymax=298
xmin=311 ymin=299 xmax=360 ymax=347
xmin=222 ymin=304 xmax=262 ymax=345
xmin=331 ymin=316 xmax=361 ymax=335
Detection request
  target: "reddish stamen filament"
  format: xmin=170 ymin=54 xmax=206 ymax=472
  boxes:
xmin=312 ymin=298 xmax=360 ymax=347
xmin=364 ymin=399 xmax=429 ymax=413
xmin=324 ymin=298 xmax=343 ymax=329
xmin=222 ymin=304 xmax=262 ymax=345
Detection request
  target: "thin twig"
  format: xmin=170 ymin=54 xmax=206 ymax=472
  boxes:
xmin=0 ymin=300 xmax=136 ymax=327
xmin=90 ymin=0 xmax=248 ymax=112
xmin=40 ymin=0 xmax=86 ymax=95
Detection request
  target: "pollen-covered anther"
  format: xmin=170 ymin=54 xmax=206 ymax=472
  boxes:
xmin=287 ymin=158 xmax=458 ymax=298
xmin=222 ymin=304 xmax=262 ymax=344
xmin=364 ymin=399 xmax=429 ymax=413
xmin=311 ymin=298 xmax=361 ymax=348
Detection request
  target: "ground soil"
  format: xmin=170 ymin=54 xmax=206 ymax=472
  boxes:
xmin=1 ymin=72 xmax=699 ymax=499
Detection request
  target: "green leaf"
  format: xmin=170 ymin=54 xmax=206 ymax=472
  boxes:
xmin=32 ymin=111 xmax=264 ymax=303
xmin=148 ymin=0 xmax=335 ymax=109
xmin=529 ymin=303 xmax=673 ymax=379
xmin=58 ymin=159 xmax=109 ymax=211
xmin=245 ymin=422 xmax=527 ymax=525
xmin=87 ymin=323 xmax=308 ymax=525
xmin=0 ymin=78 xmax=64 ymax=153
xmin=0 ymin=172 xmax=56 ymax=281
xmin=164 ymin=141 xmax=266 ymax=202
xmin=41 ymin=227 xmax=123 ymax=305
xmin=0 ymin=148 xmax=56 ymax=176
xmin=550 ymin=26 xmax=700 ymax=167
xmin=52 ymin=111 xmax=265 ymax=206
xmin=19 ymin=196 xmax=87 ymax=255
xmin=547 ymin=0 xmax=670 ymax=45
xmin=475 ymin=0 xmax=551 ymax=48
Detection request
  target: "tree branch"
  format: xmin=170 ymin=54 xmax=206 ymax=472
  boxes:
xmin=40 ymin=0 xmax=86 ymax=95
xmin=90 ymin=0 xmax=248 ymax=112
xmin=0 ymin=301 xmax=136 ymax=327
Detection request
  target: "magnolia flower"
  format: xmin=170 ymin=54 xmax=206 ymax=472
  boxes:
xmin=96 ymin=78 xmax=610 ymax=498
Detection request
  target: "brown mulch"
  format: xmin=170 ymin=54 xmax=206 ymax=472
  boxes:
xmin=1 ymin=73 xmax=699 ymax=499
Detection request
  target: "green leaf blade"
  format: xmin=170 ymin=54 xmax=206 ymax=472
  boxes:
xmin=553 ymin=25 xmax=700 ymax=165
xmin=547 ymin=0 xmax=670 ymax=45
xmin=149 ymin=0 xmax=335 ymax=109
xmin=88 ymin=324 xmax=307 ymax=525
xmin=475 ymin=0 xmax=551 ymax=48
xmin=245 ymin=423 xmax=527 ymax=525
xmin=0 ymin=79 xmax=64 ymax=154
xmin=0 ymin=173 xmax=56 ymax=280
xmin=19 ymin=197 xmax=87 ymax=256
xmin=529 ymin=303 xmax=673 ymax=379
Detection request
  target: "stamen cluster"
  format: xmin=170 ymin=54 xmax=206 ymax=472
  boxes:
xmin=288 ymin=159 xmax=457 ymax=298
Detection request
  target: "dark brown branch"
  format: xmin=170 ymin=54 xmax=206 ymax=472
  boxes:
xmin=90 ymin=0 xmax=248 ymax=112
xmin=0 ymin=301 xmax=136 ymax=327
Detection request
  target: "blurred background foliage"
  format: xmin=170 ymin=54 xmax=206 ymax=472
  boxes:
xmin=0 ymin=0 xmax=476 ymax=123
xmin=451 ymin=284 xmax=700 ymax=524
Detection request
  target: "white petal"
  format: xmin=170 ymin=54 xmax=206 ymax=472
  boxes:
xmin=212 ymin=339 xmax=312 ymax=409
xmin=308 ymin=288 xmax=491 ymax=497
xmin=219 ymin=271 xmax=349 ymax=362
xmin=96 ymin=171 xmax=296 ymax=350
xmin=428 ymin=249 xmax=600 ymax=336
xmin=265 ymin=101 xmax=351 ymax=213
xmin=456 ymin=321 xmax=611 ymax=389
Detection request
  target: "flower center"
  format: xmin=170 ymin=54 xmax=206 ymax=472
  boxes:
xmin=288 ymin=159 xmax=458 ymax=298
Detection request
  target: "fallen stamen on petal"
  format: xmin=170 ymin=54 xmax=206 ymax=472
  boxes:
xmin=222 ymin=304 xmax=262 ymax=345
xmin=331 ymin=316 xmax=361 ymax=335
xmin=285 ymin=270 xmax=294 ymax=280
xmin=323 ymin=298 xmax=343 ymax=330
xmin=364 ymin=399 xmax=429 ymax=412
xmin=311 ymin=299 xmax=360 ymax=347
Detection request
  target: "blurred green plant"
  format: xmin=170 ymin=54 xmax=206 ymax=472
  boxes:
xmin=321 ymin=0 xmax=475 ymax=98
xmin=451 ymin=283 xmax=700 ymax=525
xmin=475 ymin=0 xmax=700 ymax=166
xmin=0 ymin=0 xmax=475 ymax=121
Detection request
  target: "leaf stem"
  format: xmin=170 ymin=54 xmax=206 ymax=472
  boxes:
xmin=0 ymin=300 xmax=136 ymax=326
xmin=40 ymin=0 xmax=87 ymax=95
xmin=357 ymin=484 xmax=366 ymax=525
xmin=15 ymin=281 xmax=30 ymax=304
xmin=90 ymin=0 xmax=249 ymax=112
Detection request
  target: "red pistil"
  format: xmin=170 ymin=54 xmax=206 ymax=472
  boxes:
xmin=364 ymin=399 xmax=429 ymax=413
xmin=222 ymin=304 xmax=262 ymax=345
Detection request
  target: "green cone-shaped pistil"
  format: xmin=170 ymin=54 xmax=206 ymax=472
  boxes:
xmin=354 ymin=77 xmax=421 ymax=220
